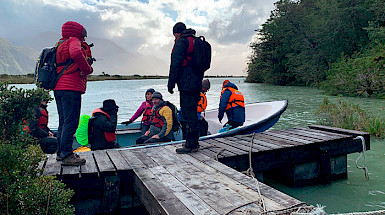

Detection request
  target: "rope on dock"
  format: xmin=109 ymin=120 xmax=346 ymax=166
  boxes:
xmin=356 ymin=136 xmax=369 ymax=180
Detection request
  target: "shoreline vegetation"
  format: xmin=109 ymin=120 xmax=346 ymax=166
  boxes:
xmin=246 ymin=0 xmax=385 ymax=99
xmin=0 ymin=73 xmax=245 ymax=84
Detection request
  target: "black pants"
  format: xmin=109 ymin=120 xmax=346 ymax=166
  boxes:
xmin=136 ymin=135 xmax=171 ymax=144
xmin=54 ymin=90 xmax=82 ymax=159
xmin=199 ymin=118 xmax=208 ymax=137
xmin=180 ymin=91 xmax=200 ymax=149
xmin=39 ymin=136 xmax=58 ymax=154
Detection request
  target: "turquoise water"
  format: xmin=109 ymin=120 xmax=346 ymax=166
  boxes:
xmin=14 ymin=78 xmax=385 ymax=213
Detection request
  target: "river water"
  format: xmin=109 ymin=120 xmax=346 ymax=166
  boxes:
xmin=14 ymin=78 xmax=385 ymax=213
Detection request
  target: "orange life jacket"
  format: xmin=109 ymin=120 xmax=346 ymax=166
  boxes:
xmin=38 ymin=107 xmax=48 ymax=130
xmin=142 ymin=101 xmax=153 ymax=124
xmin=92 ymin=108 xmax=116 ymax=142
xmin=221 ymin=87 xmax=245 ymax=111
xmin=150 ymin=104 xmax=166 ymax=128
xmin=197 ymin=92 xmax=207 ymax=113
xmin=172 ymin=36 xmax=194 ymax=67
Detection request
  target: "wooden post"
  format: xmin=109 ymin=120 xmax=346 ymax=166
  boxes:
xmin=102 ymin=175 xmax=121 ymax=213
xmin=320 ymin=147 xmax=331 ymax=184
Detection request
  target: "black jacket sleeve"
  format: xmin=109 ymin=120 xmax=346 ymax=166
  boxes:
xmin=93 ymin=113 xmax=117 ymax=133
xmin=30 ymin=108 xmax=49 ymax=138
xmin=168 ymin=38 xmax=189 ymax=90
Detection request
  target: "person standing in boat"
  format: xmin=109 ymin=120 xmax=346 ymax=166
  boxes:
xmin=121 ymin=88 xmax=155 ymax=134
xmin=88 ymin=99 xmax=120 ymax=150
xmin=218 ymin=80 xmax=245 ymax=129
xmin=54 ymin=21 xmax=93 ymax=165
xmin=136 ymin=92 xmax=174 ymax=144
xmin=197 ymin=79 xmax=210 ymax=136
xmin=168 ymin=22 xmax=203 ymax=154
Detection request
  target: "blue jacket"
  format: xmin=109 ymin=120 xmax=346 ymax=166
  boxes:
xmin=218 ymin=82 xmax=245 ymax=123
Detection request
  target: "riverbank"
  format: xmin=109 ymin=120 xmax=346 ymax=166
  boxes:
xmin=0 ymin=74 xmax=245 ymax=84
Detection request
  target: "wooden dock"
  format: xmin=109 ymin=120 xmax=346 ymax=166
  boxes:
xmin=40 ymin=125 xmax=369 ymax=214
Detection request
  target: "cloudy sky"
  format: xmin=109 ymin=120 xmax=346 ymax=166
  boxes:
xmin=0 ymin=0 xmax=277 ymax=76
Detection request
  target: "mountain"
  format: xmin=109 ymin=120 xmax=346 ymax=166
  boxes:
xmin=23 ymin=32 xmax=168 ymax=76
xmin=0 ymin=36 xmax=37 ymax=75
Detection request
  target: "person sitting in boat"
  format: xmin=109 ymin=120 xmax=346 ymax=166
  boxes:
xmin=24 ymin=99 xmax=58 ymax=154
xmin=121 ymin=88 xmax=155 ymax=134
xmin=218 ymin=80 xmax=245 ymax=129
xmin=88 ymin=99 xmax=120 ymax=150
xmin=136 ymin=92 xmax=174 ymax=144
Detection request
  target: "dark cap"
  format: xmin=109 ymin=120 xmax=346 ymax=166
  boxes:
xmin=152 ymin=92 xmax=163 ymax=100
xmin=146 ymin=88 xmax=155 ymax=94
xmin=82 ymin=28 xmax=87 ymax=38
xmin=173 ymin=22 xmax=186 ymax=34
xmin=202 ymin=79 xmax=210 ymax=89
xmin=103 ymin=99 xmax=118 ymax=110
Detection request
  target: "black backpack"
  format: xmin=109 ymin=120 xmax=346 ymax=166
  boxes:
xmin=164 ymin=101 xmax=181 ymax=132
xmin=34 ymin=40 xmax=73 ymax=90
xmin=190 ymin=36 xmax=211 ymax=73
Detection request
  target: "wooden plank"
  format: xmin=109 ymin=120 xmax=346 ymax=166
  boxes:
xmin=93 ymin=150 xmax=116 ymax=174
xmin=260 ymin=132 xmax=312 ymax=145
xmin=255 ymin=132 xmax=307 ymax=147
xmin=226 ymin=136 xmax=270 ymax=152
xmin=238 ymin=135 xmax=291 ymax=149
xmin=299 ymin=127 xmax=352 ymax=139
xmin=106 ymin=150 xmax=131 ymax=171
xmin=161 ymin=146 xmax=285 ymax=212
xmin=149 ymin=165 xmax=219 ymax=215
xmin=215 ymin=137 xmax=258 ymax=154
xmin=205 ymin=139 xmax=247 ymax=155
xmin=62 ymin=164 xmax=81 ymax=176
xmin=120 ymin=149 xmax=195 ymax=215
xmin=308 ymin=125 xmax=369 ymax=136
xmin=234 ymin=135 xmax=284 ymax=150
xmin=42 ymin=154 xmax=62 ymax=176
xmin=80 ymin=151 xmax=98 ymax=176
xmin=270 ymin=129 xmax=327 ymax=142
xmin=131 ymin=149 xmax=159 ymax=168
xmin=199 ymin=141 xmax=236 ymax=158
xmin=146 ymin=147 xmax=254 ymax=214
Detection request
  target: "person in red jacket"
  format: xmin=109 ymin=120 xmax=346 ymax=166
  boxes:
xmin=54 ymin=21 xmax=93 ymax=165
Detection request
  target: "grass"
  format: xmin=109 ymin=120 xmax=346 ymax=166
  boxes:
xmin=315 ymin=97 xmax=385 ymax=138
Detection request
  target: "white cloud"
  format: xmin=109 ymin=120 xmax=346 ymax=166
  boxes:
xmin=0 ymin=0 xmax=276 ymax=75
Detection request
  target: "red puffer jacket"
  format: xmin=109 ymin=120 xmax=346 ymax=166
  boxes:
xmin=54 ymin=21 xmax=93 ymax=93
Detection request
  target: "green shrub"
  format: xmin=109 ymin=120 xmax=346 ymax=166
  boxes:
xmin=315 ymin=97 xmax=385 ymax=138
xmin=0 ymin=82 xmax=74 ymax=215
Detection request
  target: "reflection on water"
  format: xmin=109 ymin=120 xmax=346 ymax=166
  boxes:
xmin=13 ymin=78 xmax=385 ymax=213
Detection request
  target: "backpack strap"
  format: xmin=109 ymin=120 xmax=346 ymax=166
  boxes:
xmin=55 ymin=39 xmax=75 ymax=83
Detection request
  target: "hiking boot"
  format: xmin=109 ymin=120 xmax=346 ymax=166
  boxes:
xmin=56 ymin=153 xmax=65 ymax=161
xmin=176 ymin=146 xmax=198 ymax=154
xmin=61 ymin=154 xmax=86 ymax=166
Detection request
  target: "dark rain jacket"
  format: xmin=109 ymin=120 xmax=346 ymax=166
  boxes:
xmin=168 ymin=29 xmax=203 ymax=92
xmin=89 ymin=109 xmax=117 ymax=151
xmin=218 ymin=82 xmax=246 ymax=123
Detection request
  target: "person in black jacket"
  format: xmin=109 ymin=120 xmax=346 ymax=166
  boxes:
xmin=88 ymin=99 xmax=120 ymax=150
xmin=28 ymin=100 xmax=58 ymax=154
xmin=168 ymin=22 xmax=203 ymax=154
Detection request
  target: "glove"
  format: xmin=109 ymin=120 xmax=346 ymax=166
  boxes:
xmin=168 ymin=87 xmax=174 ymax=94
xmin=121 ymin=120 xmax=133 ymax=125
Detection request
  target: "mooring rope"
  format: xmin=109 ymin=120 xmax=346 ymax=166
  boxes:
xmin=356 ymin=136 xmax=369 ymax=180
xmin=246 ymin=133 xmax=267 ymax=212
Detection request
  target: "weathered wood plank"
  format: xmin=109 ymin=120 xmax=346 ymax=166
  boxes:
xmin=260 ymin=132 xmax=312 ymax=145
xmin=80 ymin=151 xmax=98 ymax=176
xmin=62 ymin=164 xmax=81 ymax=176
xmin=120 ymin=149 xmax=195 ymax=215
xmin=226 ymin=136 xmax=270 ymax=151
xmin=237 ymin=136 xmax=286 ymax=149
xmin=206 ymin=139 xmax=247 ymax=155
xmin=43 ymin=154 xmax=62 ymax=176
xmin=93 ymin=150 xmax=116 ymax=174
xmin=106 ymin=150 xmax=131 ymax=171
xmin=146 ymin=147 xmax=254 ymax=214
xmin=270 ymin=129 xmax=326 ymax=142
xmin=308 ymin=125 xmax=369 ymax=136
xmin=294 ymin=127 xmax=351 ymax=139
xmin=161 ymin=146 xmax=285 ymax=212
xmin=199 ymin=141 xmax=236 ymax=158
xmin=215 ymin=137 xmax=258 ymax=153
xmin=131 ymin=149 xmax=159 ymax=168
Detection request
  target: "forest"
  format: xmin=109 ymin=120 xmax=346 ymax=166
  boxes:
xmin=246 ymin=0 xmax=385 ymax=98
